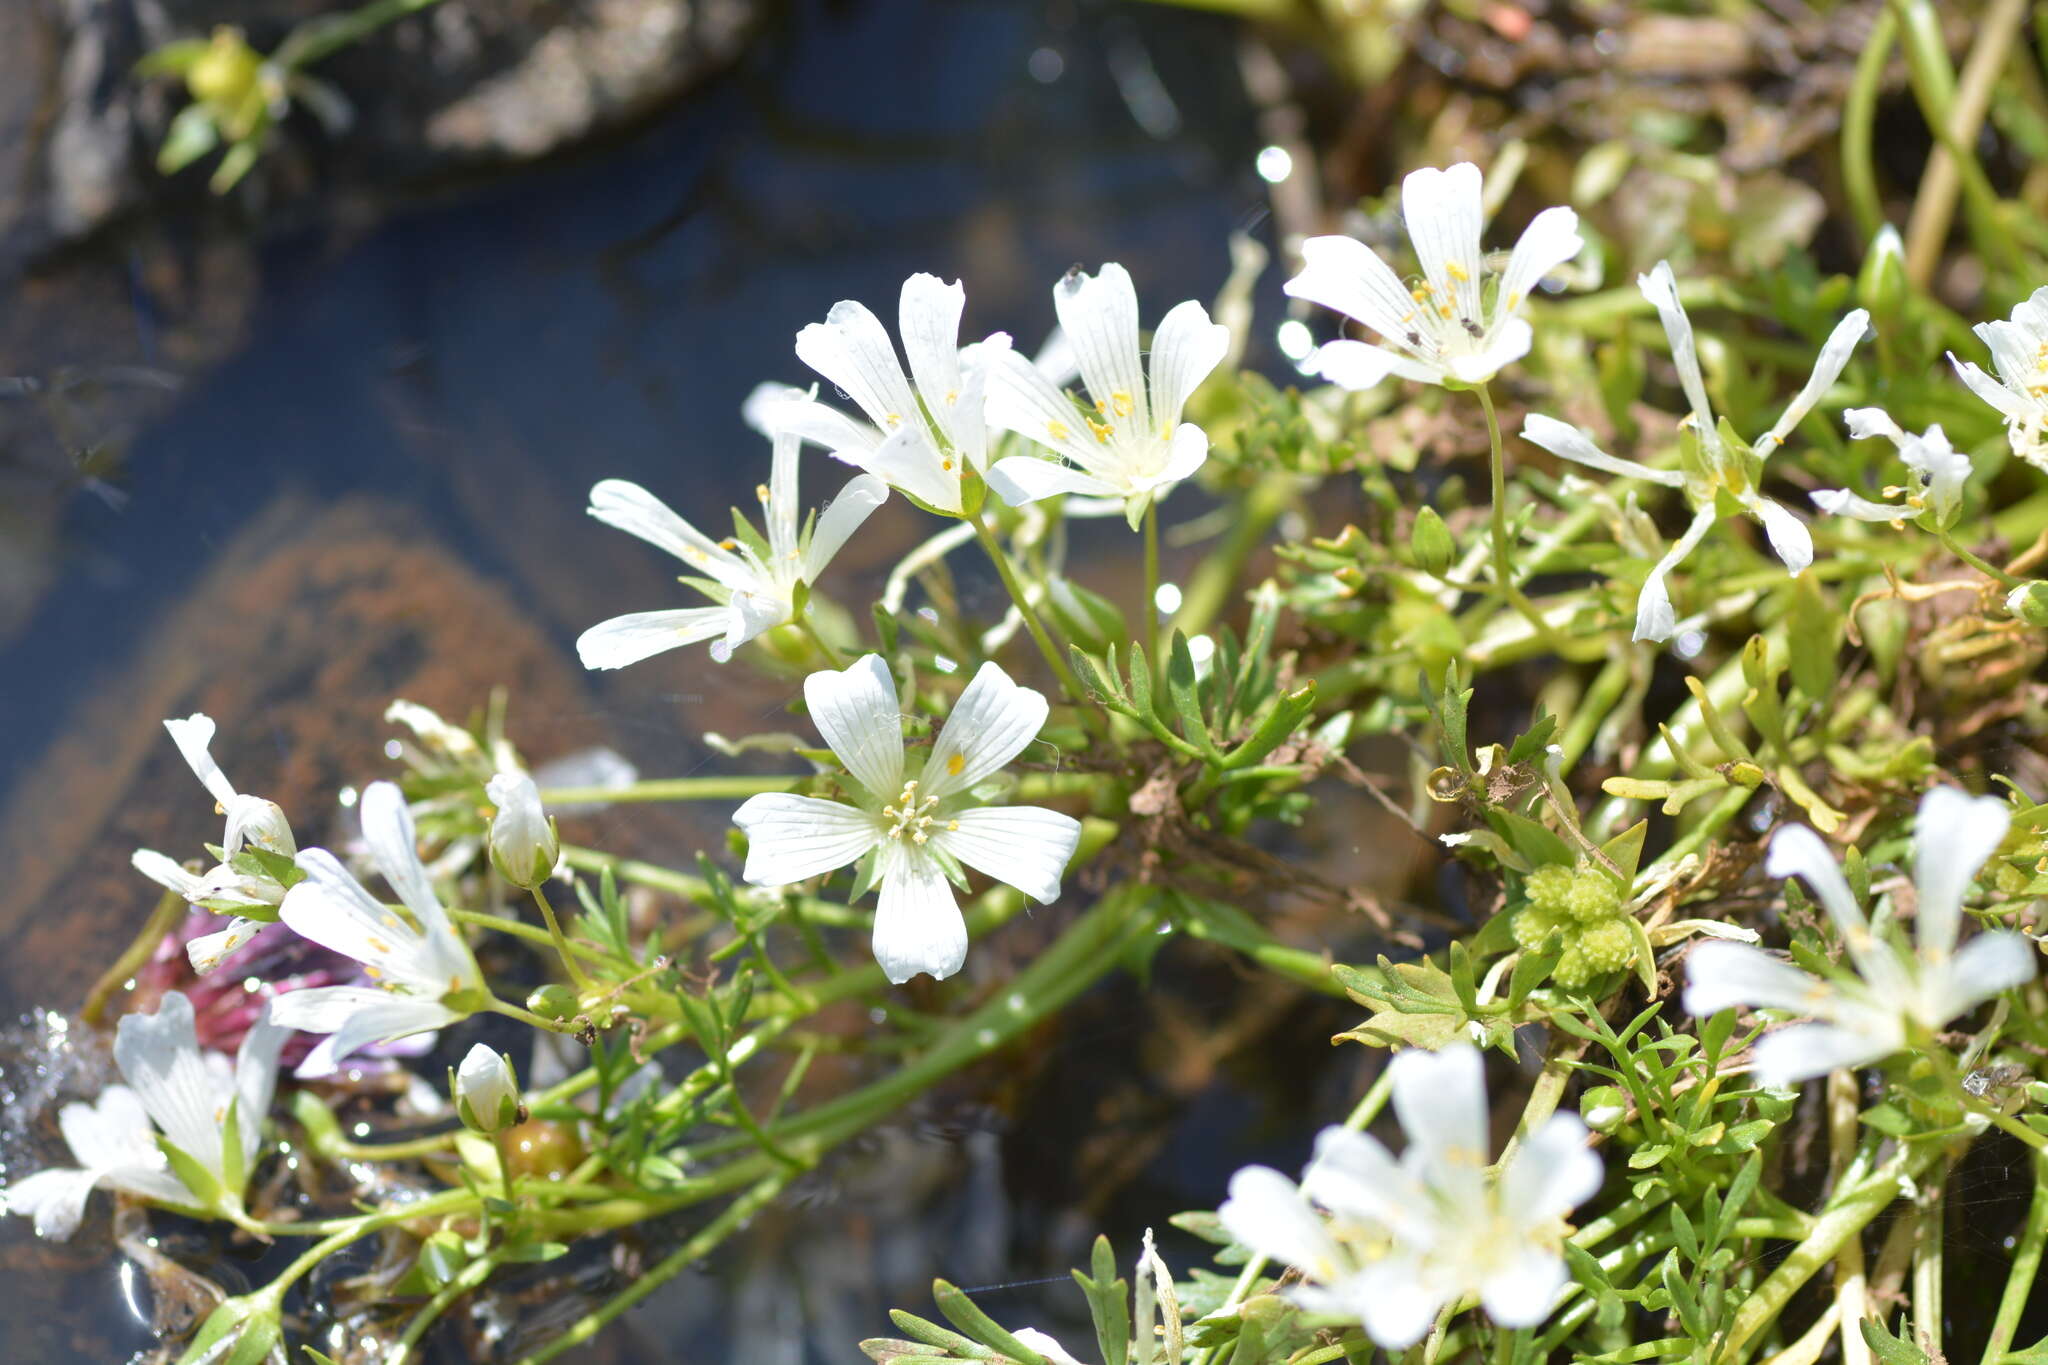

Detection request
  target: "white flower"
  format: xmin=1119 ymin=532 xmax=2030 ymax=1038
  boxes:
xmin=1 ymin=992 xmax=287 ymax=1238
xmin=731 ymin=654 xmax=1082 ymax=983
xmin=162 ymin=714 xmax=296 ymax=859
xmin=486 ymin=770 xmax=559 ymax=889
xmin=271 ymin=780 xmax=487 ymax=1077
xmin=1520 ymin=262 xmax=1869 ymax=641
xmin=1283 ymin=162 xmax=1582 ymax=391
xmin=1010 ymin=1330 xmax=1086 ymax=1365
xmin=454 ymin=1044 xmax=521 ymax=1135
xmin=984 ymin=262 xmax=1230 ymax=525
xmin=1813 ymin=407 xmax=1974 ymax=530
xmin=576 ymin=431 xmax=887 ymax=670
xmin=1949 ymin=286 xmax=2048 ymax=470
xmin=757 ymin=273 xmax=1012 ymax=516
xmin=1219 ymin=1044 xmax=1601 ymax=1346
xmin=1685 ymin=786 xmax=2036 ymax=1087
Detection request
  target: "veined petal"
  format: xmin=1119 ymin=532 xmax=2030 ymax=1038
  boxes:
xmin=232 ymin=1004 xmax=289 ymax=1175
xmin=921 ymin=660 xmax=1050 ymax=797
xmin=985 ymin=348 xmax=1104 ymax=468
xmin=1637 ymin=263 xmax=1720 ymax=461
xmin=1766 ymin=824 xmax=1872 ymax=942
xmin=1764 ymin=309 xmax=1871 ymax=448
xmin=986 ymin=456 xmax=1122 ymax=506
xmin=58 ymin=1086 xmax=161 ymax=1172
xmin=1153 ymin=423 xmax=1210 ymax=489
xmin=1218 ymin=1165 xmax=1347 ymax=1284
xmin=804 ymin=653 xmax=906 ymax=799
xmin=576 ymin=608 xmax=733 ymax=670
xmin=359 ymin=781 xmax=455 ymax=943
xmin=754 ymin=391 xmax=884 ymax=458
xmin=1054 ymin=264 xmax=1148 ymax=432
xmin=1749 ymin=496 xmax=1812 ymax=574
xmin=1520 ymin=414 xmax=1684 ymax=487
xmin=113 ymin=992 xmax=224 ymax=1186
xmin=866 ymin=423 xmax=962 ymax=514
xmin=1477 ymin=1244 xmax=1569 ymax=1329
xmin=1389 ymin=1044 xmax=1489 ymax=1197
xmin=221 ymin=794 xmax=293 ymax=858
xmin=1311 ymin=339 xmax=1427 ymax=390
xmin=1148 ymin=298 xmax=1229 ymax=428
xmin=164 ymin=714 xmax=237 ymax=808
xmin=872 ymin=842 xmax=967 ymax=984
xmin=1447 ymin=315 xmax=1532 ymax=385
xmin=1752 ymin=1021 xmax=1895 ymax=1088
xmin=3 ymin=1166 xmax=107 ymax=1241
xmin=1402 ymin=163 xmax=1485 ymax=328
xmin=1684 ymin=942 xmax=1828 ymax=1016
xmin=586 ymin=480 xmax=750 ymax=590
xmin=732 ymin=794 xmax=880 ymax=884
xmin=1912 ymin=786 xmax=2010 ymax=960
xmin=802 ymin=472 xmax=889 ymax=582
xmin=794 ymin=298 xmax=920 ymax=431
xmin=1950 ymin=353 xmax=2031 ymax=421
xmin=1844 ymin=406 xmax=1905 ymax=444
xmin=765 ymin=430 xmax=801 ymax=566
xmin=711 ymin=590 xmax=791 ymax=663
xmin=1498 ymin=1114 xmax=1602 ymax=1227
xmin=1284 ymin=235 xmax=1425 ymax=352
xmin=282 ymin=850 xmax=463 ymax=995
xmin=1924 ymin=932 xmax=2037 ymax=1022
xmin=280 ymin=991 xmax=463 ymax=1079
xmin=932 ymin=805 xmax=1080 ymax=903
xmin=899 ymin=273 xmax=966 ymax=426
xmin=1496 ymin=205 xmax=1582 ymax=317
xmin=949 ymin=333 xmax=1011 ymax=470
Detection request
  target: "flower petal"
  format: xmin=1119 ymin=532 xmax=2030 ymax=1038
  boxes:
xmin=3 ymin=1166 xmax=105 ymax=1241
xmin=281 ymin=850 xmax=463 ymax=994
xmin=1148 ymin=299 xmax=1229 ymax=428
xmin=1811 ymin=488 xmax=1905 ymax=522
xmin=1284 ymin=235 xmax=1422 ymax=352
xmin=279 ymin=991 xmax=464 ymax=1079
xmin=1950 ymin=353 xmax=2030 ymax=422
xmin=164 ymin=714 xmax=236 ymax=807
xmin=1520 ymin=414 xmax=1684 ymax=487
xmin=921 ymin=660 xmax=1050 ymax=797
xmin=1496 ymin=205 xmax=1582 ymax=316
xmin=1632 ymin=506 xmax=1716 ymax=643
xmin=872 ymin=842 xmax=967 ymax=984
xmin=732 ymin=794 xmax=880 ymax=884
xmin=1637 ymin=262 xmax=1720 ymax=460
xmin=1389 ymin=1044 xmax=1489 ymax=1196
xmin=985 ymin=348 xmax=1103 ymax=469
xmin=576 ymin=608 xmax=733 ymax=670
xmin=1765 ymin=824 xmax=1870 ymax=942
xmin=1301 ymin=1125 xmax=1418 ymax=1234
xmin=1752 ymin=1022 xmax=1894 ymax=1088
xmin=1217 ymin=1164 xmax=1347 ymax=1284
xmin=233 ymin=1004 xmax=290 ymax=1173
xmin=803 ymin=653 xmax=906 ymax=799
xmin=1402 ymin=163 xmax=1485 ymax=328
xmin=1448 ymin=315 xmax=1532 ymax=385
xmin=794 ymin=298 xmax=920 ymax=432
xmin=188 ymin=918 xmax=265 ymax=975
xmin=866 ymin=423 xmax=963 ymax=514
xmin=1912 ymin=786 xmax=2010 ymax=960
xmin=803 ymin=473 xmax=890 ymax=582
xmin=932 ymin=805 xmax=1080 ymax=903
xmin=1477 ymin=1244 xmax=1569 ymax=1329
xmin=113 ymin=992 xmax=223 ymax=1186
xmin=1684 ymin=941 xmax=1828 ymax=1016
xmin=1763 ymin=309 xmax=1870 ymax=448
xmin=986 ymin=456 xmax=1122 ymax=506
xmin=1925 ymin=931 xmax=2037 ymax=1022
xmin=59 ymin=1087 xmax=161 ymax=1171
xmin=1054 ymin=263 xmax=1148 ymax=431
xmin=133 ymin=848 xmax=208 ymax=900
xmin=899 ymin=274 xmax=966 ymax=425
xmin=586 ymin=480 xmax=749 ymax=590
xmin=1355 ymin=1254 xmax=1444 ymax=1349
xmin=1497 ymin=1114 xmax=1603 ymax=1227
xmin=1749 ymin=496 xmax=1812 ymax=574
xmin=359 ymin=781 xmax=455 ymax=944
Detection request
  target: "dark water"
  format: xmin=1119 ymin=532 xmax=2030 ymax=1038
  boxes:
xmin=0 ymin=0 xmax=1366 ymax=1359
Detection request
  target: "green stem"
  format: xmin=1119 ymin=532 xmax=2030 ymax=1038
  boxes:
xmin=1984 ymin=1144 xmax=2048 ymax=1362
xmin=1143 ymin=499 xmax=1162 ymax=669
xmin=1841 ymin=4 xmax=1896 ymax=242
xmin=83 ymin=888 xmax=188 ymax=1025
xmin=530 ymin=884 xmax=591 ymax=990
xmin=390 ymin=1252 xmax=499 ymax=1364
xmin=538 ymin=775 xmax=798 ymax=805
xmin=1475 ymin=383 xmax=1567 ymax=650
xmin=486 ymin=997 xmax=581 ymax=1035
xmin=1172 ymin=472 xmax=1295 ymax=637
xmin=969 ymin=509 xmax=1107 ymax=739
xmin=1941 ymin=529 xmax=2023 ymax=587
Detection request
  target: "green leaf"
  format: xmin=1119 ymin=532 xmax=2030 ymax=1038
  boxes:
xmin=1506 ymin=707 xmax=1558 ymax=765
xmin=1859 ymin=1316 xmax=1934 ymax=1365
xmin=156 ymin=1134 xmax=224 ymax=1211
xmin=932 ymin=1281 xmax=1048 ymax=1364
xmin=1071 ymin=1236 xmax=1131 ymax=1365
xmin=1599 ymin=819 xmax=1649 ymax=886
xmin=1165 ymin=631 xmax=1218 ymax=759
xmin=887 ymin=1311 xmax=994 ymax=1358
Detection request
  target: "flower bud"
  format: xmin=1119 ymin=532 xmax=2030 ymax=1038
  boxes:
xmin=1856 ymin=224 xmax=1906 ymax=323
xmin=1409 ymin=506 xmax=1455 ymax=576
xmin=526 ymin=982 xmax=579 ymax=1021
xmin=2007 ymin=581 xmax=2048 ymax=627
xmin=453 ymin=1044 xmax=522 ymax=1136
xmin=179 ymin=1288 xmax=282 ymax=1365
xmin=487 ymin=770 xmax=559 ymax=889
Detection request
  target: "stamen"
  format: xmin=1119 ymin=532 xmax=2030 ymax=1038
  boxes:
xmin=1047 ymin=420 xmax=1071 ymax=442
xmin=1110 ymin=390 xmax=1135 ymax=417
xmin=883 ymin=779 xmax=943 ymax=843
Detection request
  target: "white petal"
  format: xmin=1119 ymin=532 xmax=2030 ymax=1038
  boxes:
xmin=1637 ymin=263 xmax=1720 ymax=459
xmin=1750 ymin=496 xmax=1812 ymax=574
xmin=984 ymin=348 xmax=1102 ymax=468
xmin=1684 ymin=942 xmax=1827 ymax=1016
xmin=586 ymin=480 xmax=749 ymax=590
xmin=233 ymin=1004 xmax=289 ymax=1171
xmin=221 ymin=795 xmax=293 ymax=857
xmin=3 ymin=1166 xmax=105 ymax=1241
xmin=359 ymin=781 xmax=455 ymax=943
xmin=1301 ymin=1126 xmax=1417 ymax=1233
xmin=1752 ymin=1022 xmax=1894 ymax=1088
xmin=282 ymin=992 xmax=463 ymax=1079
xmin=754 ymin=391 xmax=884 ymax=458
xmin=1950 ymin=353 xmax=2031 ymax=421
xmin=741 ymin=380 xmax=811 ymax=438
xmin=1498 ymin=1114 xmax=1603 ymax=1227
xmin=188 ymin=918 xmax=265 ymax=975
xmin=576 ymin=608 xmax=733 ymax=670
xmin=1389 ymin=1044 xmax=1489 ymax=1193
xmin=872 ymin=842 xmax=967 ymax=984
xmin=866 ymin=423 xmax=962 ymax=513
xmin=1152 ymin=423 xmax=1210 ymax=489
xmin=1496 ymin=205 xmax=1583 ymax=316
xmin=1925 ymin=932 xmax=2037 ymax=1022
xmin=1912 ymin=786 xmax=2010 ymax=960
xmin=732 ymin=794 xmax=880 ymax=884
xmin=764 ymin=430 xmax=801 ymax=564
xmin=1402 ymin=163 xmax=1485 ymax=328
xmin=712 ymin=590 xmax=792 ymax=663
xmin=133 ymin=848 xmax=208 ymax=900
xmin=113 ymin=992 xmax=223 ymax=1185
xmin=803 ymin=653 xmax=907 ymax=799
xmin=921 ymin=660 xmax=1050 ymax=797
xmin=1632 ymin=505 xmax=1716 ymax=643
xmin=1217 ymin=1165 xmax=1346 ymax=1283
xmin=899 ymin=274 xmax=965 ymax=420
xmin=1283 ymin=235 xmax=1425 ymax=352
xmin=1147 ymin=299 xmax=1229 ymax=428
xmin=802 ymin=473 xmax=889 ymax=582
xmin=1765 ymin=309 xmax=1871 ymax=448
xmin=1310 ymin=339 xmax=1410 ymax=391
xmin=1054 ymin=263 xmax=1148 ymax=431
xmin=281 ymin=849 xmax=467 ymax=994
xmin=986 ymin=456 xmax=1121 ymax=506
xmin=1765 ymin=824 xmax=1870 ymax=940
xmin=1010 ymin=1328 xmax=1085 ymax=1365
xmin=1811 ymin=488 xmax=1905 ymax=522
xmin=794 ymin=298 xmax=920 ymax=431
xmin=1477 ymin=1244 xmax=1569 ymax=1329
xmin=948 ymin=333 xmax=1011 ymax=471
xmin=1520 ymin=414 xmax=1684 ymax=487
xmin=1448 ymin=316 xmax=1532 ymax=385
xmin=59 ymin=1087 xmax=160 ymax=1171
xmin=164 ymin=714 xmax=236 ymax=807
xmin=932 ymin=805 xmax=1080 ymax=903
xmin=1844 ymin=406 xmax=1905 ymax=445
xmin=1356 ymin=1254 xmax=1444 ymax=1349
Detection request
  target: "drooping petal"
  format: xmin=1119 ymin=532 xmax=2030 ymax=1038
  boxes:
xmin=1389 ymin=1044 xmax=1489 ymax=1198
xmin=1844 ymin=406 xmax=1904 ymax=444
xmin=1811 ymin=488 xmax=1906 ymax=521
xmin=753 ymin=390 xmax=884 ymax=459
xmin=920 ymin=660 xmax=1050 ymax=797
xmin=986 ymin=456 xmax=1122 ymax=506
xmin=1632 ymin=506 xmax=1716 ymax=643
xmin=576 ymin=609 xmax=733 ymax=670
xmin=1752 ymin=1021 xmax=1894 ymax=1088
xmin=1924 ymin=931 xmax=2037 ymax=1023
xmin=164 ymin=714 xmax=237 ymax=808
xmin=1763 ymin=309 xmax=1871 ymax=448
xmin=803 ymin=473 xmax=890 ymax=582
xmin=1054 ymin=264 xmax=1148 ymax=431
xmin=1476 ymin=1244 xmax=1569 ymax=1329
xmin=1217 ymin=1165 xmax=1348 ymax=1284
xmin=188 ymin=918 xmax=265 ymax=975
xmin=1497 ymin=1114 xmax=1603 ymax=1228
xmin=1950 ymin=354 xmax=2031 ymax=421
xmin=278 ymin=991 xmax=464 ymax=1080
xmin=794 ymin=299 xmax=921 ymax=432
xmin=1147 ymin=299 xmax=1230 ymax=428
xmin=1912 ymin=786 xmax=2010 ymax=960
xmin=803 ymin=653 xmax=906 ymax=800
xmin=359 ymin=781 xmax=455 ymax=944
xmin=1684 ymin=942 xmax=1828 ymax=1017
xmin=1637 ymin=263 xmax=1720 ymax=461
xmin=871 ymin=842 xmax=967 ymax=984
xmin=113 ymin=992 xmax=223 ymax=1186
xmin=1495 ymin=205 xmax=1583 ymax=317
xmin=1402 ymin=163 xmax=1485 ymax=329
xmin=732 ymin=794 xmax=881 ymax=884
xmin=221 ymin=794 xmax=293 ymax=857
xmin=931 ymin=805 xmax=1080 ymax=903
xmin=1749 ymin=497 xmax=1812 ymax=574
xmin=586 ymin=480 xmax=750 ymax=590
xmin=1520 ymin=414 xmax=1684 ymax=487
xmin=133 ymin=848 xmax=209 ymax=900
xmin=1283 ymin=235 xmax=1425 ymax=354
xmin=232 ymin=1004 xmax=289 ymax=1174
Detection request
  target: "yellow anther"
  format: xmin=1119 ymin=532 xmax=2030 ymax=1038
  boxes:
xmin=1411 ymin=285 xmax=1431 ymax=303
xmin=1094 ymin=397 xmax=1108 ymax=415
xmin=884 ymin=413 xmax=903 ymax=428
xmin=367 ymin=936 xmax=391 ymax=954
xmin=946 ymin=753 xmax=965 ymax=776
xmin=755 ymin=483 xmax=770 ymax=502
xmin=1506 ymin=291 xmax=1523 ymax=310
xmin=1048 ymin=420 xmax=1071 ymax=441
xmin=1445 ymin=261 xmax=1470 ymax=282
xmin=719 ymin=538 xmax=738 ymax=550
xmin=1110 ymin=390 xmax=1134 ymax=417
xmin=942 ymin=458 xmax=954 ymax=471
xmin=1437 ymin=304 xmax=1454 ymax=318
xmin=944 ymin=389 xmax=958 ymax=404
xmin=1086 ymin=417 xmax=1114 ymax=443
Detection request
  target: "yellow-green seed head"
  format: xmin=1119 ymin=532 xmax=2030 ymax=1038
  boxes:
xmin=1525 ymin=863 xmax=1574 ymax=913
xmin=1564 ymin=868 xmax=1623 ymax=922
xmin=1512 ymin=901 xmax=1570 ymax=952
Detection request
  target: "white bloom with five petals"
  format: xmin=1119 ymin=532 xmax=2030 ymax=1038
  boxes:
xmin=1949 ymin=285 xmax=2048 ymax=470
xmin=1220 ymin=1044 xmax=1601 ymax=1346
xmin=577 ymin=431 xmax=886 ymax=670
xmin=1521 ymin=261 xmax=1869 ymax=641
xmin=271 ymin=780 xmax=487 ymax=1077
xmin=758 ymin=273 xmax=1012 ymax=515
xmin=1283 ymin=162 xmax=1582 ymax=391
xmin=1813 ymin=407 xmax=1974 ymax=530
xmin=1 ymin=992 xmax=287 ymax=1239
xmin=984 ymin=262 xmax=1230 ymax=525
xmin=1685 ymin=786 xmax=2036 ymax=1087
xmin=732 ymin=654 xmax=1081 ymax=984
